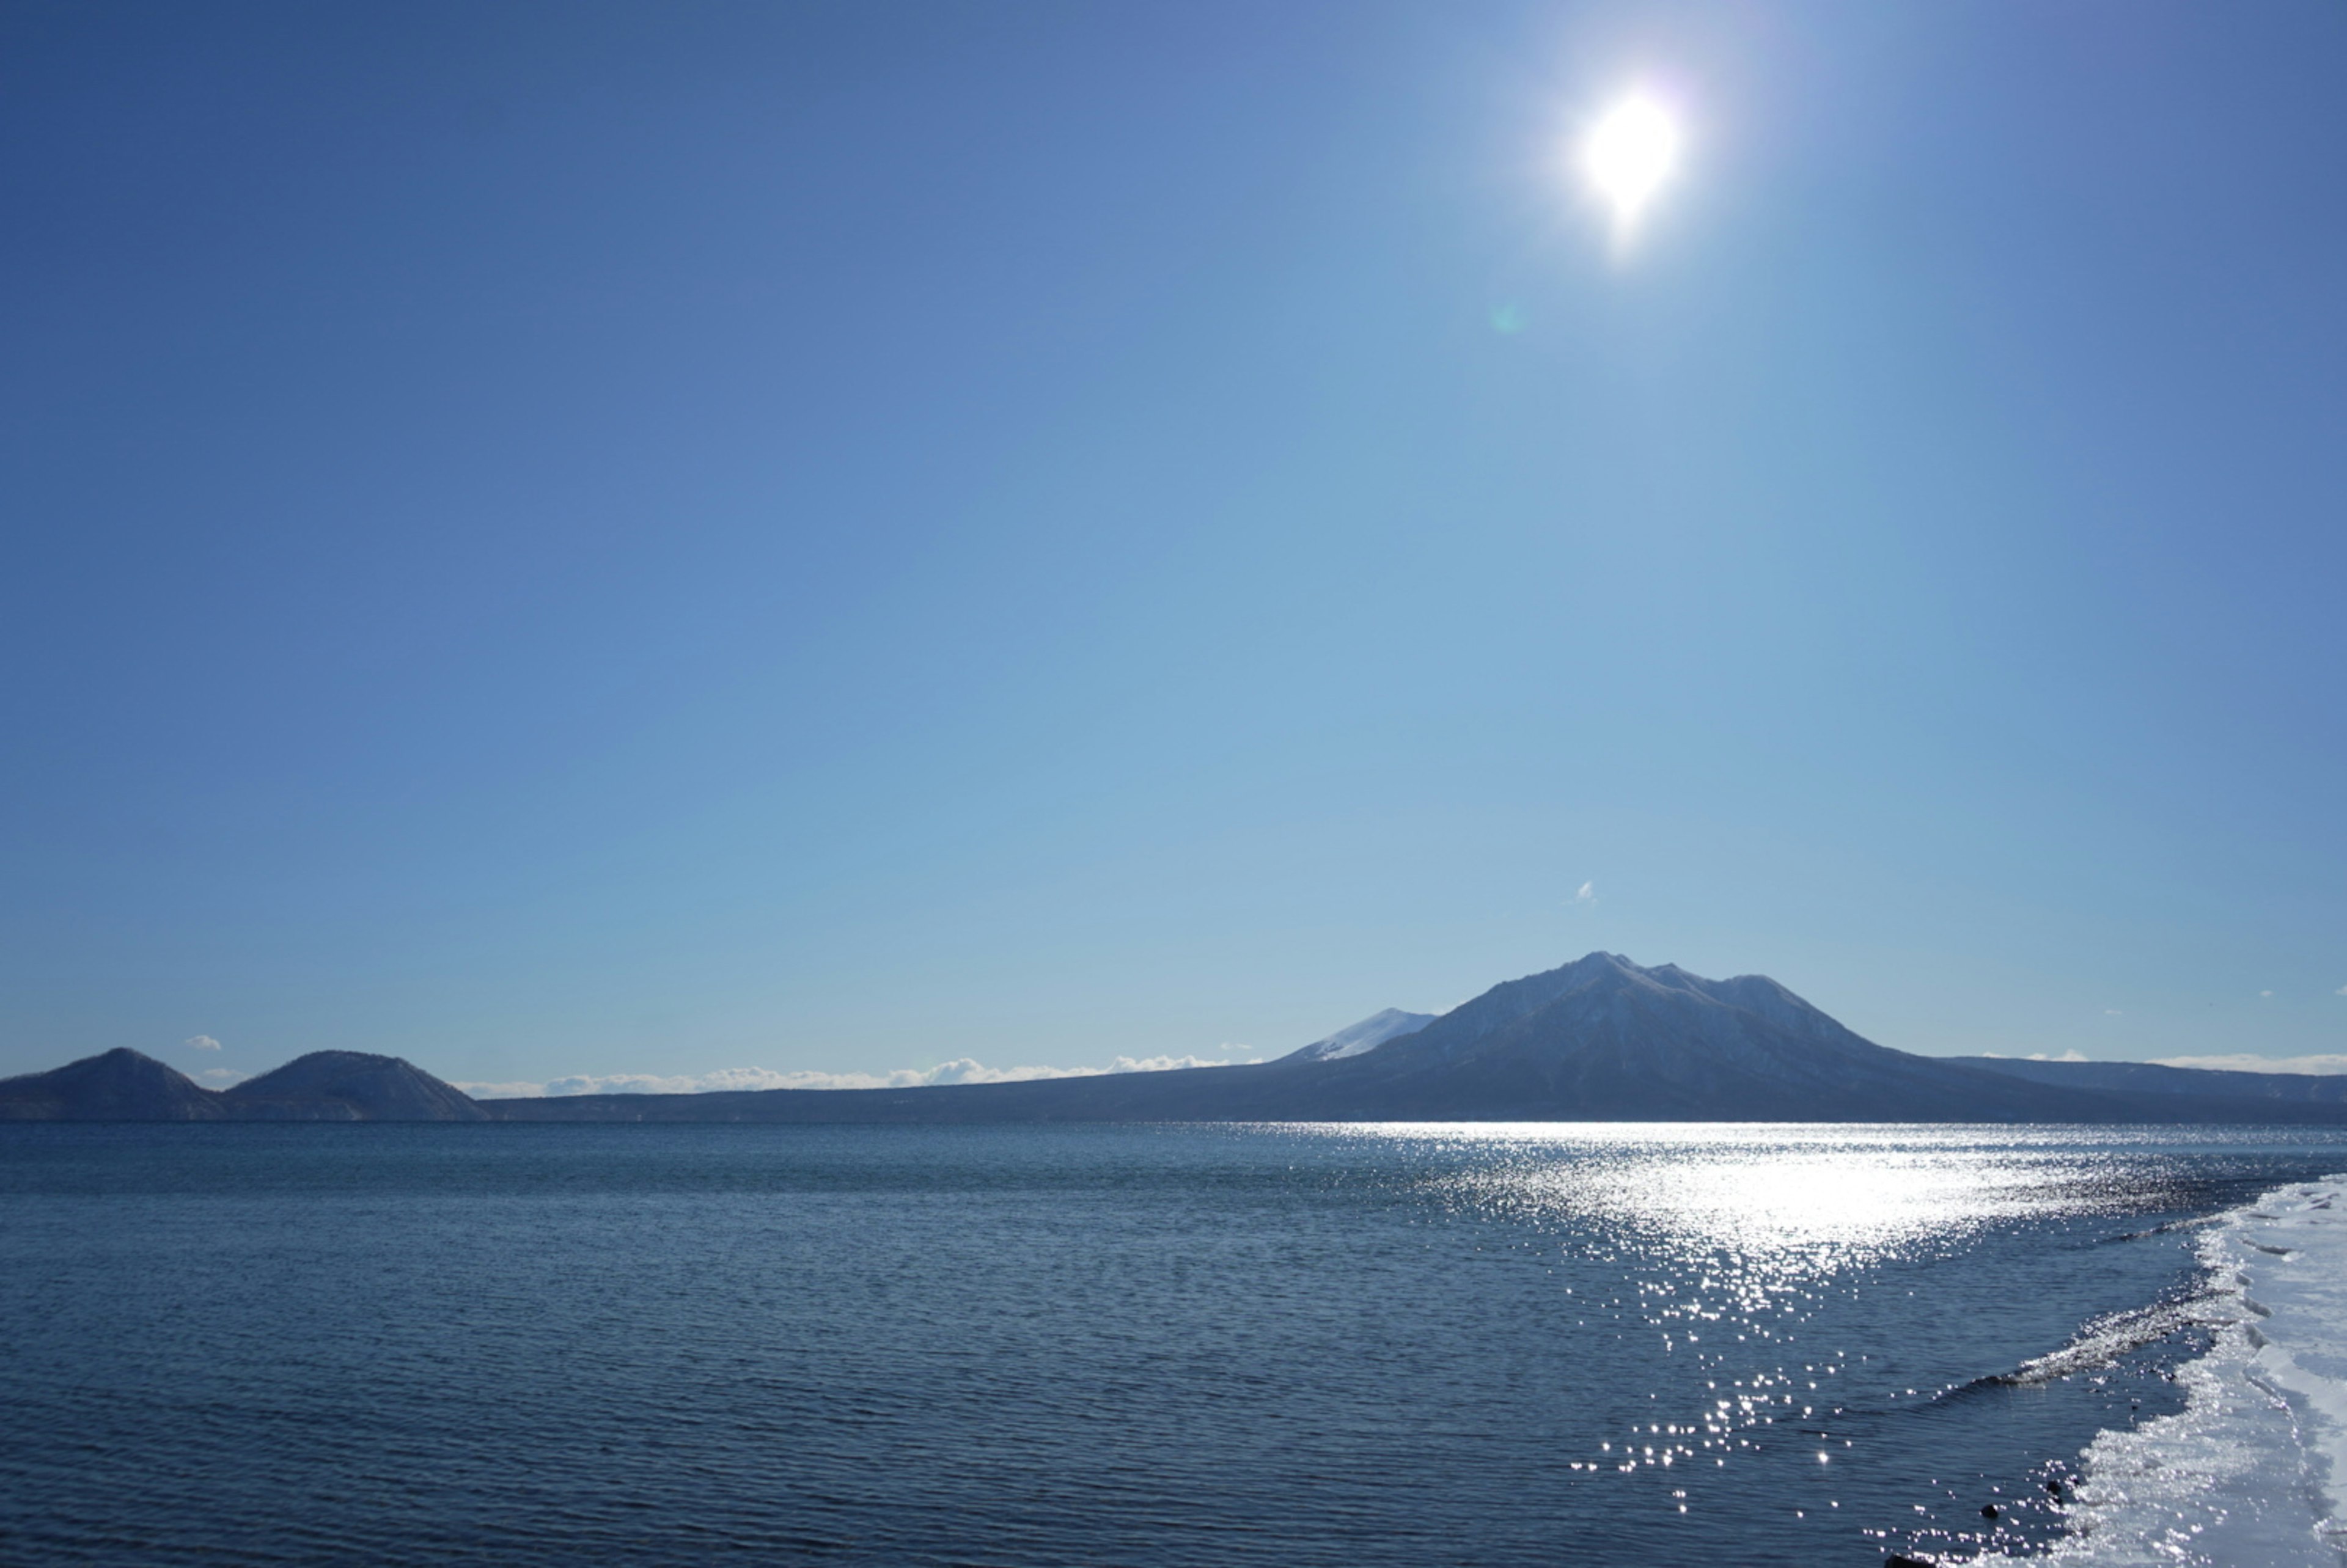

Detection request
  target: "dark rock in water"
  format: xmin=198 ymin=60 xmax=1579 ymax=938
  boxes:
xmin=0 ymin=1048 xmax=226 ymax=1121
xmin=223 ymin=1051 xmax=488 ymax=1121
xmin=1981 ymin=1503 xmax=2000 ymax=1519
xmin=1885 ymin=1556 xmax=1939 ymax=1567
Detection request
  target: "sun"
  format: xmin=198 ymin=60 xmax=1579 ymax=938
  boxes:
xmin=1580 ymin=93 xmax=1681 ymax=241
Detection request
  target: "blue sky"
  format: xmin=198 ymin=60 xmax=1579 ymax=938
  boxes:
xmin=4 ymin=1 xmax=2343 ymax=1089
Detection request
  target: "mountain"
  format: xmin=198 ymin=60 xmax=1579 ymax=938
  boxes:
xmin=224 ymin=1051 xmax=491 ymax=1121
xmin=16 ymin=958 xmax=2347 ymax=1126
xmin=0 ymin=1049 xmax=226 ymax=1121
xmin=1956 ymin=1055 xmax=2347 ymax=1106
xmin=1280 ymin=1008 xmax=1438 ymax=1063
xmin=1275 ymin=953 xmax=2061 ymax=1120
xmin=0 ymin=1047 xmax=487 ymax=1121
xmin=485 ymin=953 xmax=2347 ymax=1124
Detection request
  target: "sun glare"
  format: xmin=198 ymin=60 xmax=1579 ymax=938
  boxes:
xmin=1581 ymin=93 xmax=1681 ymax=243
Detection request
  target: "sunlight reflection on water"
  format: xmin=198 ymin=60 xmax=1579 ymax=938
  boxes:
xmin=10 ymin=1123 xmax=2342 ymax=1568
xmin=1300 ymin=1123 xmax=2175 ymax=1272
xmin=1256 ymin=1121 xmax=2257 ymax=1541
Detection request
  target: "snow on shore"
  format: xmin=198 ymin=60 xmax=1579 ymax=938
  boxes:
xmin=2048 ymin=1178 xmax=2347 ymax=1566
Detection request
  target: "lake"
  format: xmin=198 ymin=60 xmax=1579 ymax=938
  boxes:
xmin=4 ymin=1122 xmax=2343 ymax=1566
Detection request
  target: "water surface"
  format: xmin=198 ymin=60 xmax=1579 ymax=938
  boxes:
xmin=3 ymin=1122 xmax=2341 ymax=1565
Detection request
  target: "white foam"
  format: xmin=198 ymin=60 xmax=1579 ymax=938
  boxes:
xmin=2045 ymin=1179 xmax=2347 ymax=1567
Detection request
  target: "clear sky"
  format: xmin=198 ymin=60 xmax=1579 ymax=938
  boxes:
xmin=5 ymin=1 xmax=2344 ymax=1091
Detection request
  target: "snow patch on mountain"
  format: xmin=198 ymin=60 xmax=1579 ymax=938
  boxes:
xmin=1283 ymin=1008 xmax=1439 ymax=1063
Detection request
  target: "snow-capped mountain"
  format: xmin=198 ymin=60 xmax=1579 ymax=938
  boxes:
xmin=1280 ymin=1008 xmax=1438 ymax=1063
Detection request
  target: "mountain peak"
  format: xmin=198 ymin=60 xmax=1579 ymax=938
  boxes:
xmin=0 ymin=1046 xmax=224 ymax=1121
xmin=1281 ymin=1008 xmax=1438 ymax=1063
xmin=226 ymin=1050 xmax=487 ymax=1121
xmin=1297 ymin=953 xmax=2057 ymax=1119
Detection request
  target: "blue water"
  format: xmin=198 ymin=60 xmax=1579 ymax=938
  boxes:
xmin=3 ymin=1123 xmax=2344 ymax=1566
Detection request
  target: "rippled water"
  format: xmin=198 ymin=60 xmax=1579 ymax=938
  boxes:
xmin=3 ymin=1123 xmax=2343 ymax=1566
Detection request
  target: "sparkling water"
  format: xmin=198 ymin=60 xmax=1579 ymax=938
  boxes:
xmin=3 ymin=1123 xmax=2343 ymax=1566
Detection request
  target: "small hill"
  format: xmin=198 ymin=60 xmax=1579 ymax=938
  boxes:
xmin=223 ymin=1051 xmax=489 ymax=1121
xmin=0 ymin=1048 xmax=226 ymax=1121
xmin=0 ymin=1047 xmax=487 ymax=1121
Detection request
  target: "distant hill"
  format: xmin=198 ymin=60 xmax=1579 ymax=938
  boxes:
xmin=1956 ymin=1055 xmax=2347 ymax=1106
xmin=1280 ymin=1008 xmax=1438 ymax=1063
xmin=0 ymin=1048 xmax=226 ymax=1121
xmin=0 ymin=1049 xmax=486 ymax=1122
xmin=483 ymin=953 xmax=2347 ymax=1125
xmin=226 ymin=1050 xmax=490 ymax=1121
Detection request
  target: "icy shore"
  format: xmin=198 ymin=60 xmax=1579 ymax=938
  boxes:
xmin=2048 ymin=1178 xmax=2347 ymax=1566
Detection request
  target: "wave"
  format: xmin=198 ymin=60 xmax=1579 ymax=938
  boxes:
xmin=1995 ymin=1291 xmax=2238 ymax=1388
xmin=2038 ymin=1178 xmax=2347 ymax=1566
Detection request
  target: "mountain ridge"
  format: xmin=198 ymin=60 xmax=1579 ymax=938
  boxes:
xmin=487 ymin=953 xmax=2347 ymax=1125
xmin=0 ymin=1049 xmax=487 ymax=1122
xmin=10 ymin=956 xmax=2346 ymax=1124
xmin=1955 ymin=1055 xmax=2347 ymax=1106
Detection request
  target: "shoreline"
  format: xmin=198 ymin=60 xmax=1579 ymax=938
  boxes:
xmin=2044 ymin=1176 xmax=2347 ymax=1567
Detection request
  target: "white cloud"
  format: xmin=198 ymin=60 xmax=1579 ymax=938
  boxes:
xmin=1985 ymin=1050 xmax=2091 ymax=1062
xmin=1571 ymin=881 xmax=1596 ymax=906
xmin=2337 ymin=985 xmax=2347 ymax=997
xmin=460 ymin=1052 xmax=1262 ymax=1100
xmin=198 ymin=1068 xmax=246 ymax=1084
xmin=450 ymin=1080 xmax=553 ymax=1099
xmin=184 ymin=1035 xmax=221 ymax=1051
xmin=2153 ymin=1054 xmax=2347 ymax=1076
xmin=2102 ymin=1009 xmax=2124 ymax=1017
xmin=2261 ymin=990 xmax=2275 ymax=998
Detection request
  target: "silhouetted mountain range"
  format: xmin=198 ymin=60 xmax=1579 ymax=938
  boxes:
xmin=10 ymin=955 xmax=2347 ymax=1124
xmin=1952 ymin=1055 xmax=2347 ymax=1106
xmin=487 ymin=953 xmax=2347 ymax=1125
xmin=0 ymin=1049 xmax=488 ymax=1121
